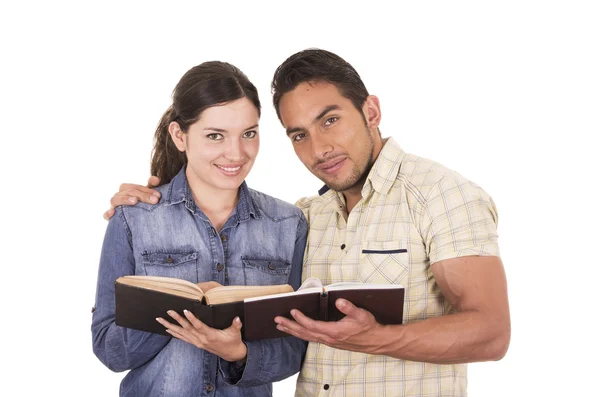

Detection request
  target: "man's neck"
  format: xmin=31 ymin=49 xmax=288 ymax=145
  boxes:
xmin=342 ymin=186 xmax=363 ymax=213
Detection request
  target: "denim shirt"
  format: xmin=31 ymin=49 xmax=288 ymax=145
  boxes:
xmin=92 ymin=167 xmax=308 ymax=397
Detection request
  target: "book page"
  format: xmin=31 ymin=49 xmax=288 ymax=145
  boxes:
xmin=325 ymin=282 xmax=404 ymax=291
xmin=298 ymin=277 xmax=324 ymax=290
xmin=243 ymin=286 xmax=322 ymax=302
xmin=118 ymin=276 xmax=205 ymax=298
xmin=205 ymin=284 xmax=293 ymax=305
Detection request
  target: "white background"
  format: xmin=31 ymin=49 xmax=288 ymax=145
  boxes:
xmin=1 ymin=1 xmax=598 ymax=395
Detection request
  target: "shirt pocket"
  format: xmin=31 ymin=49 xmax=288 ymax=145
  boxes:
xmin=141 ymin=251 xmax=198 ymax=281
xmin=359 ymin=241 xmax=409 ymax=284
xmin=241 ymin=257 xmax=291 ymax=286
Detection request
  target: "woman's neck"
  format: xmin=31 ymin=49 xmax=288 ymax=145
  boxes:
xmin=186 ymin=172 xmax=239 ymax=232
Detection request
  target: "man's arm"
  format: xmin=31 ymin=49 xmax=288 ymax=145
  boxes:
xmin=275 ymin=255 xmax=510 ymax=364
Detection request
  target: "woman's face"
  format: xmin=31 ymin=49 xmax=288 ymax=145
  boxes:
xmin=170 ymin=97 xmax=260 ymax=193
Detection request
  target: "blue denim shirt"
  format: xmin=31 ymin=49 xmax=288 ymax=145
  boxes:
xmin=92 ymin=167 xmax=308 ymax=397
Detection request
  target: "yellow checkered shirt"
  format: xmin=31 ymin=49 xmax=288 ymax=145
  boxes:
xmin=294 ymin=138 xmax=500 ymax=397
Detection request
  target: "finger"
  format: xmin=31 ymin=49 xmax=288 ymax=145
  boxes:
xmin=290 ymin=309 xmax=323 ymax=330
xmin=335 ymin=299 xmax=359 ymax=317
xmin=223 ymin=317 xmax=243 ymax=334
xmin=275 ymin=315 xmax=318 ymax=336
xmin=103 ymin=207 xmax=115 ymax=221
xmin=183 ymin=310 xmax=209 ymax=331
xmin=111 ymin=185 xmax=161 ymax=206
xmin=147 ymin=176 xmax=161 ymax=188
xmin=335 ymin=299 xmax=373 ymax=324
xmin=275 ymin=320 xmax=326 ymax=344
xmin=164 ymin=327 xmax=193 ymax=344
xmin=167 ymin=310 xmax=193 ymax=329
xmin=289 ymin=309 xmax=343 ymax=337
xmin=156 ymin=316 xmax=183 ymax=332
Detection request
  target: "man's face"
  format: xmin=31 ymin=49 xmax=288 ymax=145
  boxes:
xmin=279 ymin=81 xmax=381 ymax=192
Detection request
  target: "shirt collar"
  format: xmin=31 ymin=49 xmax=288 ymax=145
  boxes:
xmin=317 ymin=137 xmax=406 ymax=197
xmin=166 ymin=166 xmax=260 ymax=221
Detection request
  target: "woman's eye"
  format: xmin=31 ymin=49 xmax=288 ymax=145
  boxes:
xmin=207 ymin=133 xmax=223 ymax=140
xmin=244 ymin=130 xmax=257 ymax=138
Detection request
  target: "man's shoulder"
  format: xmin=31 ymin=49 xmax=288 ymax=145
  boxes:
xmin=293 ymin=194 xmax=332 ymax=220
xmin=294 ymin=194 xmax=322 ymax=210
xmin=396 ymin=152 xmax=476 ymax=200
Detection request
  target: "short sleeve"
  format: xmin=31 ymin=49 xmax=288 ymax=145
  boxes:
xmin=420 ymin=174 xmax=500 ymax=264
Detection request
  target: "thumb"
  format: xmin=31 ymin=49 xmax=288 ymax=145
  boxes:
xmin=226 ymin=317 xmax=243 ymax=334
xmin=336 ymin=298 xmax=359 ymax=317
xmin=147 ymin=175 xmax=161 ymax=188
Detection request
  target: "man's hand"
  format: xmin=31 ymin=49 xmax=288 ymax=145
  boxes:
xmin=103 ymin=176 xmax=161 ymax=220
xmin=274 ymin=298 xmax=385 ymax=354
xmin=157 ymin=310 xmax=247 ymax=362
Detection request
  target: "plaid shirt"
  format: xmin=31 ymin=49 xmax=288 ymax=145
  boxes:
xmin=295 ymin=138 xmax=500 ymax=397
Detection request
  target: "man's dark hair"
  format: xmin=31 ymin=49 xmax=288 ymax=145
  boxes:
xmin=271 ymin=49 xmax=369 ymax=122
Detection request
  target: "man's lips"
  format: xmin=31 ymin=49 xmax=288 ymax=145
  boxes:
xmin=314 ymin=157 xmax=346 ymax=174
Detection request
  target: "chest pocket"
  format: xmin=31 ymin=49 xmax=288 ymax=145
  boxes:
xmin=242 ymin=257 xmax=291 ymax=286
xmin=141 ymin=251 xmax=198 ymax=281
xmin=359 ymin=241 xmax=409 ymax=285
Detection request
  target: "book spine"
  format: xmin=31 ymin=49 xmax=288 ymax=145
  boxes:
xmin=319 ymin=292 xmax=329 ymax=321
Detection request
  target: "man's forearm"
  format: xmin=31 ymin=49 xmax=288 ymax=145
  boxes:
xmin=372 ymin=310 xmax=510 ymax=364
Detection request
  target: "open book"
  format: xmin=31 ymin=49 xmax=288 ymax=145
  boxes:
xmin=116 ymin=275 xmax=292 ymax=304
xmin=242 ymin=277 xmax=405 ymax=340
xmin=115 ymin=276 xmax=404 ymax=341
xmin=114 ymin=275 xmax=293 ymax=338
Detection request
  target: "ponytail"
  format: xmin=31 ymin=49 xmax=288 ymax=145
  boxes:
xmin=150 ymin=106 xmax=187 ymax=184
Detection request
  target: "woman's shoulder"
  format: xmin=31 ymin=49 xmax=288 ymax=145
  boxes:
xmin=118 ymin=183 xmax=174 ymax=215
xmin=247 ymin=188 xmax=304 ymax=221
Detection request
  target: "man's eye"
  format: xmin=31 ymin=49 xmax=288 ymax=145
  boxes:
xmin=324 ymin=117 xmax=338 ymax=126
xmin=243 ymin=130 xmax=257 ymax=138
xmin=293 ymin=133 xmax=306 ymax=142
xmin=207 ymin=133 xmax=223 ymax=140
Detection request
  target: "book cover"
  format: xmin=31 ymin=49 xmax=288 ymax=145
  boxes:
xmin=114 ymin=277 xmax=405 ymax=341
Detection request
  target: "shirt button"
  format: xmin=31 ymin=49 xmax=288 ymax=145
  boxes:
xmin=340 ymin=244 xmax=346 ymax=250
xmin=206 ymin=384 xmax=214 ymax=392
xmin=220 ymin=234 xmax=227 ymax=242
xmin=268 ymin=263 xmax=276 ymax=270
xmin=216 ymin=263 xmax=224 ymax=272
xmin=324 ymin=384 xmax=330 ymax=390
xmin=166 ymin=256 xmax=174 ymax=263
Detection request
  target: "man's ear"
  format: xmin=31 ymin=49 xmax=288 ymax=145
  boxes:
xmin=168 ymin=122 xmax=186 ymax=152
xmin=362 ymin=95 xmax=381 ymax=129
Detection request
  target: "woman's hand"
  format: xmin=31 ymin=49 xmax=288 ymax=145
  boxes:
xmin=196 ymin=281 xmax=222 ymax=292
xmin=156 ymin=310 xmax=247 ymax=362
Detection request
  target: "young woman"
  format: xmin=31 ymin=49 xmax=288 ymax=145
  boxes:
xmin=91 ymin=61 xmax=307 ymax=397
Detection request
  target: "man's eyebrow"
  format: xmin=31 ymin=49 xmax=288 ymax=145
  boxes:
xmin=285 ymin=105 xmax=340 ymax=136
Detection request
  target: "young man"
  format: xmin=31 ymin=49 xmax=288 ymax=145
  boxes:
xmin=105 ymin=49 xmax=510 ymax=396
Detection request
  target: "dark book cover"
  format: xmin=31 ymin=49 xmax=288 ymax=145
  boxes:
xmin=115 ymin=282 xmax=243 ymax=337
xmin=243 ymin=292 xmax=323 ymax=340
xmin=327 ymin=288 xmax=405 ymax=324
xmin=242 ymin=287 xmax=404 ymax=340
xmin=115 ymin=282 xmax=405 ymax=341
